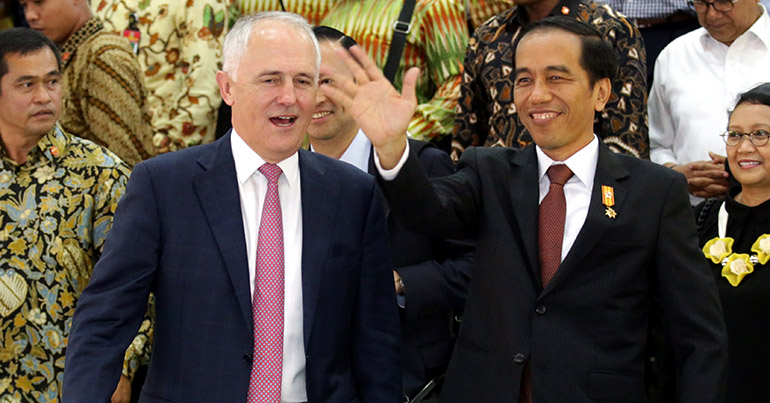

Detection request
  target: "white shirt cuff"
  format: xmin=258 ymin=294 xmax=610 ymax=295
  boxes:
xmin=374 ymin=139 xmax=410 ymax=181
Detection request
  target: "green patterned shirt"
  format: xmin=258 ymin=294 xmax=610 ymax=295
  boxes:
xmin=0 ymin=127 xmax=135 ymax=402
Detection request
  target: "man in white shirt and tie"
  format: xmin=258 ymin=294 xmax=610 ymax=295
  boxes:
xmin=322 ymin=15 xmax=728 ymax=403
xmin=62 ymin=11 xmax=401 ymax=402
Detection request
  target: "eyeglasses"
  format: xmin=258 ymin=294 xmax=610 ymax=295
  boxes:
xmin=687 ymin=0 xmax=739 ymax=13
xmin=721 ymin=130 xmax=770 ymax=146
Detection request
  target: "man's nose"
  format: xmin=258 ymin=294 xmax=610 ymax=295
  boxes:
xmin=277 ymin=81 xmax=297 ymax=105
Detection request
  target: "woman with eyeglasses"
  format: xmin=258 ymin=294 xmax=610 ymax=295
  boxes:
xmin=694 ymin=82 xmax=770 ymax=402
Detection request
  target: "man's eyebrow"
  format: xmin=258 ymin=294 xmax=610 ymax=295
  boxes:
xmin=14 ymin=71 xmax=61 ymax=82
xmin=513 ymin=67 xmax=529 ymax=78
xmin=545 ymin=65 xmax=571 ymax=74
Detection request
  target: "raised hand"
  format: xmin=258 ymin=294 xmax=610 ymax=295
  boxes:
xmin=319 ymin=45 xmax=419 ymax=169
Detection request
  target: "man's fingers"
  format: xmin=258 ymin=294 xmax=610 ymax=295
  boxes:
xmin=708 ymin=152 xmax=726 ymax=164
xmin=334 ymin=45 xmax=370 ymax=86
xmin=349 ymin=45 xmax=387 ymax=83
xmin=319 ymin=82 xmax=355 ymax=111
xmin=401 ymin=67 xmax=420 ymax=107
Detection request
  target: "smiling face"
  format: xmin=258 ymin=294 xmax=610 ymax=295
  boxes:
xmin=307 ymin=40 xmax=359 ymax=143
xmin=726 ymin=102 xmax=770 ymax=193
xmin=697 ymin=0 xmax=761 ymax=46
xmin=216 ymin=20 xmax=317 ymax=163
xmin=0 ymin=48 xmax=62 ymax=144
xmin=513 ymin=29 xmax=610 ymax=161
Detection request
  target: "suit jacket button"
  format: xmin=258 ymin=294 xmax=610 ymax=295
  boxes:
xmin=242 ymin=354 xmax=252 ymax=363
xmin=535 ymin=305 xmax=547 ymax=315
xmin=513 ymin=353 xmax=526 ymax=364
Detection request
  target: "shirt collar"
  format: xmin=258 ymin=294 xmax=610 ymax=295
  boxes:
xmin=536 ymin=134 xmax=599 ymax=190
xmin=700 ymin=4 xmax=770 ymax=50
xmin=230 ymin=129 xmax=299 ymax=188
xmin=512 ymin=0 xmax=581 ymax=28
xmin=60 ymin=17 xmax=104 ymax=66
xmin=337 ymin=128 xmax=371 ymax=173
xmin=1 ymin=124 xmax=68 ymax=165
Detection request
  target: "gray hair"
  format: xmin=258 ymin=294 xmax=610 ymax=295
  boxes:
xmin=222 ymin=11 xmax=321 ymax=81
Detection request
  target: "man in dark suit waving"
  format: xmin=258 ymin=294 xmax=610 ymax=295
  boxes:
xmin=62 ymin=12 xmax=401 ymax=403
xmin=324 ymin=16 xmax=728 ymax=403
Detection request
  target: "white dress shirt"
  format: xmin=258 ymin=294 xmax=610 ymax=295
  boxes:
xmin=536 ymin=136 xmax=599 ymax=262
xmin=649 ymin=6 xmax=770 ymax=169
xmin=231 ymin=130 xmax=307 ymax=403
xmin=338 ymin=129 xmax=372 ymax=172
xmin=376 ymin=135 xmax=599 ymax=263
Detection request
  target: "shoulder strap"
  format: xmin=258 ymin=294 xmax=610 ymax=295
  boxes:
xmin=383 ymin=0 xmax=417 ymax=83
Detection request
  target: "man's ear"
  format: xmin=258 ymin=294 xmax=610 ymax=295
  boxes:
xmin=593 ymin=77 xmax=612 ymax=112
xmin=216 ymin=71 xmax=234 ymax=106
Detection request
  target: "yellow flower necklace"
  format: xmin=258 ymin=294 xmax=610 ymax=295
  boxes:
xmin=702 ymin=202 xmax=770 ymax=287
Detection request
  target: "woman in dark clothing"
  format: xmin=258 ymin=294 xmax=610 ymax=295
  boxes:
xmin=695 ymin=82 xmax=770 ymax=403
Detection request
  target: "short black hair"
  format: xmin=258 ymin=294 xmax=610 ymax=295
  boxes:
xmin=514 ymin=16 xmax=618 ymax=86
xmin=312 ymin=25 xmax=357 ymax=49
xmin=0 ymin=28 xmax=62 ymax=83
xmin=734 ymin=82 xmax=770 ymax=110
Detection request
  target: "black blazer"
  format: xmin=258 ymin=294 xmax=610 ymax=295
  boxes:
xmin=368 ymin=139 xmax=474 ymax=398
xmin=379 ymin=143 xmax=727 ymax=403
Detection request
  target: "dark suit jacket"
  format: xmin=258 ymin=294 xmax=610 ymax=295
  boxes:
xmin=366 ymin=140 xmax=474 ymax=398
xmin=379 ymin=143 xmax=727 ymax=403
xmin=62 ymin=134 xmax=401 ymax=402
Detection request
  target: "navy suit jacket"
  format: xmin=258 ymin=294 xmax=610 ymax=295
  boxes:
xmin=63 ymin=134 xmax=401 ymax=402
xmin=379 ymin=143 xmax=727 ymax=403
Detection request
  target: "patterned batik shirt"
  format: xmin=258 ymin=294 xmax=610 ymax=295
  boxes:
xmin=0 ymin=127 xmax=143 ymax=402
xmin=91 ymin=0 xmax=230 ymax=146
xmin=467 ymin=0 xmax=514 ymax=29
xmin=59 ymin=17 xmax=162 ymax=167
xmin=322 ymin=0 xmax=469 ymax=142
xmin=451 ymin=0 xmax=649 ymax=160
xmin=235 ymin=0 xmax=335 ymax=25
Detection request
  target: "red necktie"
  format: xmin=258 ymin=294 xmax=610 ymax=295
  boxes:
xmin=521 ymin=164 xmax=574 ymax=403
xmin=247 ymin=163 xmax=284 ymax=403
xmin=538 ymin=164 xmax=573 ymax=286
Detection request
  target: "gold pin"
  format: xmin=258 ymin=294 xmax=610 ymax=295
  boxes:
xmin=602 ymin=185 xmax=616 ymax=219
xmin=561 ymin=6 xmax=570 ymax=15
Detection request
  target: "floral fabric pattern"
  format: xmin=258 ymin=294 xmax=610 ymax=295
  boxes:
xmin=0 ymin=127 xmax=137 ymax=401
xmin=91 ymin=0 xmax=231 ymax=146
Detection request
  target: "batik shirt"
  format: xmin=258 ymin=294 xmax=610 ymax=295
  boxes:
xmin=322 ymin=0 xmax=468 ymax=142
xmin=235 ymin=0 xmax=334 ymax=25
xmin=0 ymin=127 xmax=144 ymax=401
xmin=452 ymin=0 xmax=649 ymax=160
xmin=59 ymin=17 xmax=160 ymax=166
xmin=91 ymin=0 xmax=230 ymax=146
xmin=467 ymin=0 xmax=514 ymax=29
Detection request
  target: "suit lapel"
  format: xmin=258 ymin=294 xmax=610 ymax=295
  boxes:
xmin=299 ymin=150 xmax=339 ymax=347
xmin=504 ymin=146 xmax=542 ymax=289
xmin=542 ymin=144 xmax=630 ymax=296
xmin=193 ymin=133 xmax=252 ymax=329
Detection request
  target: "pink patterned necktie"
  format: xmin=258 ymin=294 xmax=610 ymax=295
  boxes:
xmin=247 ymin=163 xmax=284 ymax=403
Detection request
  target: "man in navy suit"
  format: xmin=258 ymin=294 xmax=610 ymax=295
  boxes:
xmin=62 ymin=12 xmax=401 ymax=403
xmin=322 ymin=16 xmax=727 ymax=403
xmin=307 ymin=26 xmax=474 ymax=402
